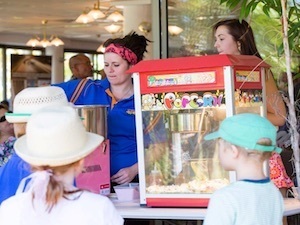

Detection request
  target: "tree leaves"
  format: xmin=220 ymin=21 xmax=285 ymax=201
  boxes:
xmin=220 ymin=0 xmax=300 ymax=56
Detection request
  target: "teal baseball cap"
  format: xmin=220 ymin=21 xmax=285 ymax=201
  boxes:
xmin=204 ymin=113 xmax=282 ymax=153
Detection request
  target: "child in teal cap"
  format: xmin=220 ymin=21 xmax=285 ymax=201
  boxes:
xmin=203 ymin=113 xmax=284 ymax=225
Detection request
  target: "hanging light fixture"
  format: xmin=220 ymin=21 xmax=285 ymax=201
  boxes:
xmin=168 ymin=25 xmax=183 ymax=36
xmin=97 ymin=44 xmax=105 ymax=53
xmin=104 ymin=24 xmax=121 ymax=34
xmin=87 ymin=0 xmax=105 ymax=20
xmin=26 ymin=20 xmax=64 ymax=48
xmin=138 ymin=21 xmax=151 ymax=35
xmin=39 ymin=20 xmax=51 ymax=47
xmin=51 ymin=36 xmax=65 ymax=46
xmin=106 ymin=11 xmax=124 ymax=22
xmin=75 ymin=10 xmax=95 ymax=23
xmin=39 ymin=38 xmax=51 ymax=48
xmin=75 ymin=2 xmax=124 ymax=24
xmin=26 ymin=37 xmax=40 ymax=47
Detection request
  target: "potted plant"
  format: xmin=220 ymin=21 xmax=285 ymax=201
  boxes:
xmin=220 ymin=0 xmax=300 ymax=188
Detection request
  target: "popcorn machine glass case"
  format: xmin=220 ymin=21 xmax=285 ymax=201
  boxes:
xmin=129 ymin=55 xmax=269 ymax=207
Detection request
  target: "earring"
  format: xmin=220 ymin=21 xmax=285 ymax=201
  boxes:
xmin=237 ymin=42 xmax=241 ymax=52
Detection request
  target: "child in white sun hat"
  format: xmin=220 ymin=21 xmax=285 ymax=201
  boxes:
xmin=0 ymin=86 xmax=70 ymax=204
xmin=0 ymin=105 xmax=123 ymax=225
xmin=203 ymin=113 xmax=284 ymax=225
xmin=5 ymin=86 xmax=69 ymax=123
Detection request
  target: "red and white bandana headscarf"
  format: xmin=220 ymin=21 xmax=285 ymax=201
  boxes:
xmin=105 ymin=43 xmax=138 ymax=65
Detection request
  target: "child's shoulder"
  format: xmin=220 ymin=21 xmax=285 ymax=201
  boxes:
xmin=79 ymin=191 xmax=112 ymax=204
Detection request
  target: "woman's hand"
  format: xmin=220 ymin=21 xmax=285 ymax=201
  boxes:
xmin=111 ymin=163 xmax=138 ymax=184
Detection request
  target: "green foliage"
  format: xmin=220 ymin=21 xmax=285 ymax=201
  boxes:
xmin=220 ymin=0 xmax=300 ymax=57
xmin=222 ymin=0 xmax=283 ymax=18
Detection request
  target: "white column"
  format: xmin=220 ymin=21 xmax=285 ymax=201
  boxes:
xmin=45 ymin=45 xmax=64 ymax=84
xmin=123 ymin=5 xmax=153 ymax=60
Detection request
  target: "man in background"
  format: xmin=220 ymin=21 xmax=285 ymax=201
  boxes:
xmin=69 ymin=54 xmax=93 ymax=80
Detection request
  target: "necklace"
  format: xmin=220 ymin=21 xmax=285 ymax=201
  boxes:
xmin=113 ymin=87 xmax=133 ymax=102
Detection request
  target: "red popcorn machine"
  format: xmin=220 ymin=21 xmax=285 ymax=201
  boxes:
xmin=128 ymin=54 xmax=270 ymax=207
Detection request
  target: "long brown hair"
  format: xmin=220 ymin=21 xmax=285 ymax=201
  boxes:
xmin=213 ymin=19 xmax=262 ymax=59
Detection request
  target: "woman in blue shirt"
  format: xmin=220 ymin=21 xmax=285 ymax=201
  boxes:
xmin=55 ymin=32 xmax=150 ymax=185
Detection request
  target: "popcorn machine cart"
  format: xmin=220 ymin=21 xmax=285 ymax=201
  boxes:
xmin=128 ymin=54 xmax=270 ymax=207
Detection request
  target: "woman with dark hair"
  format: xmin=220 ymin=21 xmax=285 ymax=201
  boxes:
xmin=213 ymin=19 xmax=260 ymax=57
xmin=213 ymin=18 xmax=293 ymax=198
xmin=54 ymin=31 xmax=151 ymax=185
xmin=213 ymin=19 xmax=286 ymax=125
xmin=103 ymin=32 xmax=149 ymax=63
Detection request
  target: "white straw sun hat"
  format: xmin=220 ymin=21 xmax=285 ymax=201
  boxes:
xmin=14 ymin=105 xmax=104 ymax=166
xmin=6 ymin=86 xmax=69 ymax=123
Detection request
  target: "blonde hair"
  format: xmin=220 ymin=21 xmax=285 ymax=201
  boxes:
xmin=221 ymin=138 xmax=273 ymax=161
xmin=31 ymin=160 xmax=83 ymax=212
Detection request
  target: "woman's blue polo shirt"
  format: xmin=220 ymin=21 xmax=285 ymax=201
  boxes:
xmin=53 ymin=79 xmax=137 ymax=176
